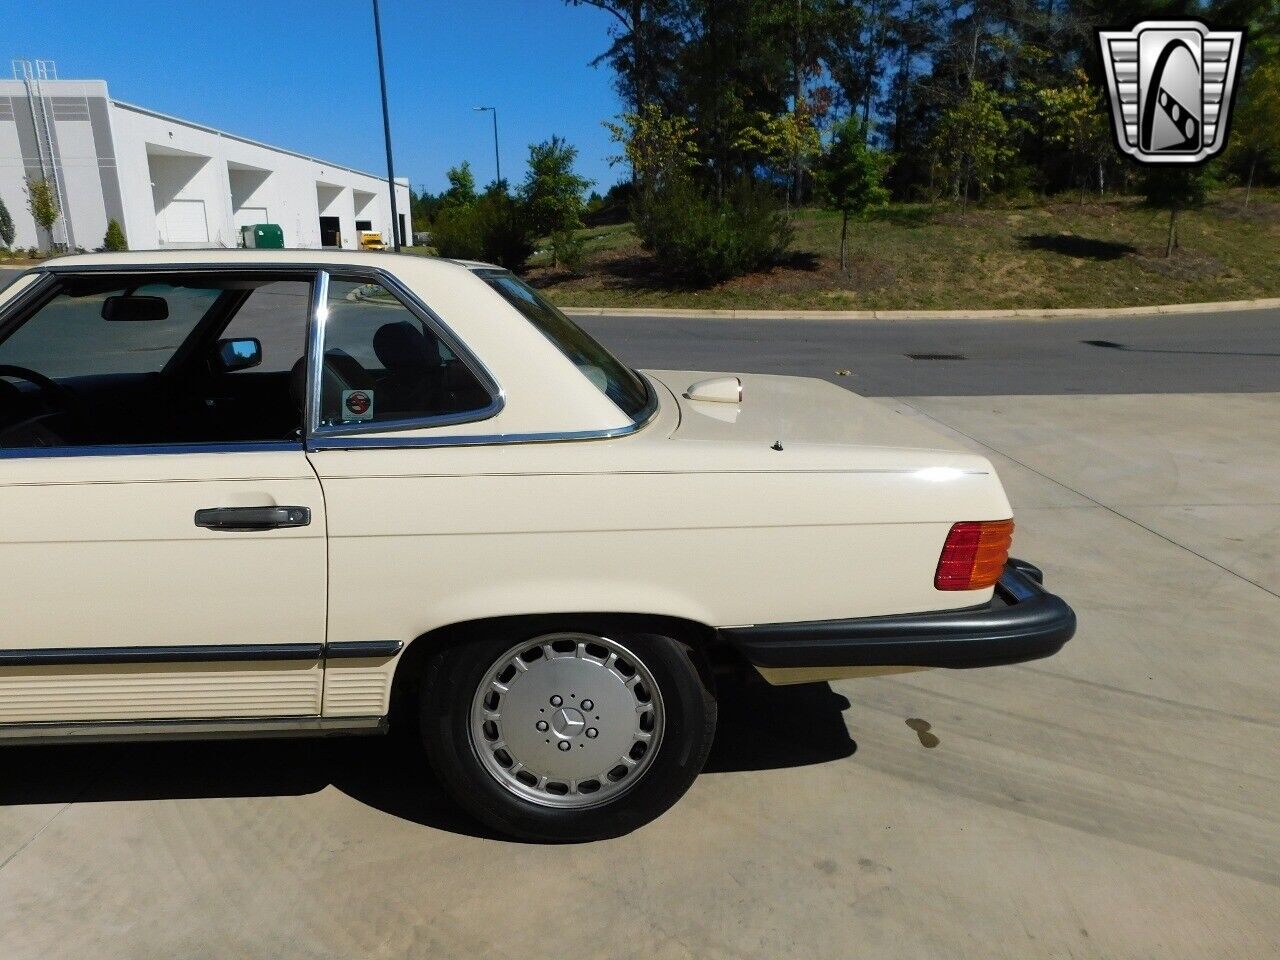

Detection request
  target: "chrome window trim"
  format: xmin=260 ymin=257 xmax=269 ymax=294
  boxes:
xmin=306 ymin=372 xmax=661 ymax=451
xmin=472 ymin=267 xmax=654 ymax=425
xmin=307 ymin=269 xmax=505 ymax=438
xmin=307 ymin=418 xmax=652 ymax=452
xmin=0 ymin=265 xmax=318 ymax=462
xmin=0 ymin=440 xmax=304 ymax=461
xmin=305 ymin=270 xmax=330 ymax=437
xmin=0 ymin=271 xmax=60 ymax=343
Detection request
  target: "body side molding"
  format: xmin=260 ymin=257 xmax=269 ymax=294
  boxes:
xmin=0 ymin=640 xmax=407 ymax=667
xmin=0 ymin=715 xmax=386 ymax=745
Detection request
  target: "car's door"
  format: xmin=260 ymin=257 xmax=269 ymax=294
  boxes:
xmin=0 ymin=269 xmax=329 ymax=732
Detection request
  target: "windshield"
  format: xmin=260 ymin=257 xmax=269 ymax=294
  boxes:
xmin=477 ymin=270 xmax=651 ymax=421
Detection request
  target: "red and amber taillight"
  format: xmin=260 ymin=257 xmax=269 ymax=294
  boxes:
xmin=935 ymin=519 xmax=1014 ymax=590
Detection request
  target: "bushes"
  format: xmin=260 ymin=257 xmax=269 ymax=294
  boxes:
xmin=102 ymin=219 xmax=127 ymax=252
xmin=431 ymin=189 xmax=535 ymax=270
xmin=636 ymin=177 xmax=793 ymax=285
xmin=0 ymin=196 xmax=13 ymax=250
xmin=548 ymin=230 xmax=586 ymax=272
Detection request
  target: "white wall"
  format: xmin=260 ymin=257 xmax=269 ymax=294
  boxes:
xmin=0 ymin=83 xmax=412 ymax=252
xmin=110 ymin=102 xmax=410 ymax=251
xmin=0 ymin=80 xmax=127 ymax=251
xmin=229 ymin=165 xmax=274 ymax=230
xmin=53 ymin=117 xmax=108 ymax=251
xmin=0 ymin=117 xmax=35 ymax=250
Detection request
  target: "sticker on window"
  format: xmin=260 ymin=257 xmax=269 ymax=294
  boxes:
xmin=342 ymin=389 xmax=374 ymax=421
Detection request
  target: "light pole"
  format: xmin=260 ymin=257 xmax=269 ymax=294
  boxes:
xmin=474 ymin=106 xmax=501 ymax=191
xmin=372 ymin=0 xmax=401 ymax=250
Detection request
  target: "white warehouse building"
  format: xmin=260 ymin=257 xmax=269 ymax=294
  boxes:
xmin=0 ymin=72 xmax=410 ymax=252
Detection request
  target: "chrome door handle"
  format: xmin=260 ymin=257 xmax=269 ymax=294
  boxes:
xmin=194 ymin=506 xmax=311 ymax=531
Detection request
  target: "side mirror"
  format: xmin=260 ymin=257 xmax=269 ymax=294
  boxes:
xmin=101 ymin=295 xmax=169 ymax=322
xmin=214 ymin=338 xmax=262 ymax=372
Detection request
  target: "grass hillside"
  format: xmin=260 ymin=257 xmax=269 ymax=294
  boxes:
xmin=529 ymin=188 xmax=1280 ymax=311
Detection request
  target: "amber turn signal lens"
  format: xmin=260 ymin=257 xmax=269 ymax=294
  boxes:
xmin=935 ymin=519 xmax=1014 ymax=590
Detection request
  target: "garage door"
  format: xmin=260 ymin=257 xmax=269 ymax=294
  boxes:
xmin=234 ymin=206 xmax=269 ymax=230
xmin=163 ymin=199 xmax=209 ymax=244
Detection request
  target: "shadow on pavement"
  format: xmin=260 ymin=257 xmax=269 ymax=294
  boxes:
xmin=704 ymin=679 xmax=856 ymax=773
xmin=0 ymin=680 xmax=856 ymax=838
xmin=1081 ymin=338 xmax=1280 ymax=358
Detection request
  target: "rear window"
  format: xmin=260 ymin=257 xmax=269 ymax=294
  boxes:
xmin=478 ymin=271 xmax=651 ymax=421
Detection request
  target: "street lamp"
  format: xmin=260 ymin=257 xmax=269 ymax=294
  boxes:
xmin=474 ymin=106 xmax=501 ymax=190
xmin=372 ymin=0 xmax=401 ymax=251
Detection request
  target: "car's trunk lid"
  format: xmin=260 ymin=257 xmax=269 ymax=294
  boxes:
xmin=645 ymin=369 xmax=969 ymax=453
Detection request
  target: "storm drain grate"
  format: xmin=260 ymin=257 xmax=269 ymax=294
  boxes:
xmin=905 ymin=353 xmax=967 ymax=361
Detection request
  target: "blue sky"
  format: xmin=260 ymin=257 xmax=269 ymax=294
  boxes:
xmin=10 ymin=0 xmax=626 ymax=195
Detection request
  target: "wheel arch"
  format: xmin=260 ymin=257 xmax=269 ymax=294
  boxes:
xmin=388 ymin=612 xmax=724 ymax=726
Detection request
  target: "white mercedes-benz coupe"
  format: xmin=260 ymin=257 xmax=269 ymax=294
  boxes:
xmin=0 ymin=252 xmax=1074 ymax=840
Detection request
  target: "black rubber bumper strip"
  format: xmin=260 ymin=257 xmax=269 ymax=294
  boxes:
xmin=0 ymin=643 xmax=324 ymax=667
xmin=718 ymin=559 xmax=1076 ymax=670
xmin=0 ymin=640 xmax=406 ymax=668
xmin=325 ymin=640 xmax=404 ymax=659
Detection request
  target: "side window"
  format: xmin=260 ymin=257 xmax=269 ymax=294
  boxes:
xmin=219 ymin=280 xmax=311 ymax=374
xmin=0 ymin=282 xmax=217 ymax=379
xmin=0 ymin=273 xmax=311 ymax=450
xmin=320 ymin=279 xmax=493 ymax=428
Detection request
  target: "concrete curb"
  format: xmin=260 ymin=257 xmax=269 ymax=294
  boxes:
xmin=562 ymin=297 xmax=1280 ymax=321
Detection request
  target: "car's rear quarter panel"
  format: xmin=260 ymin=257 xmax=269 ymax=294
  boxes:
xmin=311 ymin=430 xmax=1011 ymax=712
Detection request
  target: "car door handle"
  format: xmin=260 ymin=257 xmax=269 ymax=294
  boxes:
xmin=194 ymin=506 xmax=311 ymax=531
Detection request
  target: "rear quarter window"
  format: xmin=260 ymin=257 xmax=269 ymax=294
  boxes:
xmin=478 ymin=271 xmax=650 ymax=421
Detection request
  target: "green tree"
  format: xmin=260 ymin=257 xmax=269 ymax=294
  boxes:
xmin=1143 ymin=168 xmax=1213 ymax=258
xmin=521 ymin=136 xmax=593 ymax=267
xmin=431 ymin=185 xmax=534 ymax=271
xmin=1228 ymin=59 xmax=1280 ymax=208
xmin=1037 ymin=69 xmax=1112 ymax=204
xmin=102 ymin=219 xmax=127 ymax=252
xmin=932 ymin=80 xmax=1018 ymax=212
xmin=0 ymin=196 xmax=14 ymax=250
xmin=820 ymin=117 xmax=889 ymax=272
xmin=442 ymin=162 xmax=478 ymax=209
xmin=604 ymin=102 xmax=699 ymax=191
xmin=24 ymin=177 xmax=59 ymax=248
xmin=732 ymin=107 xmax=822 ymax=205
xmin=565 ymin=0 xmax=683 ymax=112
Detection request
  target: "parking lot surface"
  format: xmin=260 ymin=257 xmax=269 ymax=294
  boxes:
xmin=0 ymin=385 xmax=1275 ymax=959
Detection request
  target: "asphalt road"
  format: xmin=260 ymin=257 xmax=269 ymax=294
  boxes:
xmin=6 ymin=265 xmax=1279 ymax=395
xmin=576 ymin=307 xmax=1280 ymax=396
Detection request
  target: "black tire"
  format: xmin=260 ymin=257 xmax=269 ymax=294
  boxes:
xmin=419 ymin=628 xmax=717 ymax=843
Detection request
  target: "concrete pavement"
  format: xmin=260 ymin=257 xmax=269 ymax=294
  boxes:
xmin=0 ymin=390 xmax=1276 ymax=959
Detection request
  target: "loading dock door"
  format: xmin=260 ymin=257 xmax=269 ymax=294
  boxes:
xmin=163 ymin=200 xmax=209 ymax=244
xmin=319 ymin=216 xmax=341 ymax=248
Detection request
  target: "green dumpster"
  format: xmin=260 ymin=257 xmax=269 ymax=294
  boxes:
xmin=241 ymin=223 xmax=285 ymax=249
